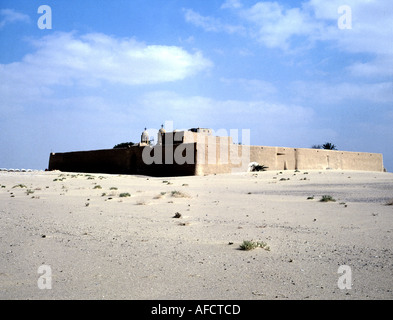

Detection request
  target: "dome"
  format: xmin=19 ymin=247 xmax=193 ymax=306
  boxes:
xmin=159 ymin=124 xmax=166 ymax=133
xmin=141 ymin=128 xmax=149 ymax=143
xmin=157 ymin=125 xmax=166 ymax=145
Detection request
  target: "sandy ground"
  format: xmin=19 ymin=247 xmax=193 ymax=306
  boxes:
xmin=0 ymin=169 xmax=392 ymax=300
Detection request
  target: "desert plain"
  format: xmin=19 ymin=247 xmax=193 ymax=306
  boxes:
xmin=0 ymin=169 xmax=392 ymax=300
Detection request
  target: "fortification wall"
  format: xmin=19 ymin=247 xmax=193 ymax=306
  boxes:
xmin=247 ymin=146 xmax=384 ymax=172
xmin=195 ymin=137 xmax=234 ymax=175
xmin=48 ymin=149 xmax=134 ymax=174
xmin=48 ymin=144 xmax=197 ymax=176
xmin=48 ymin=139 xmax=384 ymax=176
xmin=194 ymin=143 xmax=384 ymax=174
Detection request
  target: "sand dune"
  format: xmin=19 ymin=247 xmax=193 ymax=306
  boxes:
xmin=0 ymin=169 xmax=392 ymax=300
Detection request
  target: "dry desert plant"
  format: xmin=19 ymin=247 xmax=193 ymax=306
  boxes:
xmin=320 ymin=195 xmax=336 ymax=202
xmin=171 ymin=190 xmax=190 ymax=198
xmin=239 ymin=240 xmax=270 ymax=251
xmin=119 ymin=193 xmax=131 ymax=198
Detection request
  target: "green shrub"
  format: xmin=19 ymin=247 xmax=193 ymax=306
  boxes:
xmin=171 ymin=190 xmax=189 ymax=198
xmin=119 ymin=193 xmax=131 ymax=198
xmin=320 ymin=195 xmax=336 ymax=202
xmin=239 ymin=240 xmax=270 ymax=251
xmin=12 ymin=184 xmax=27 ymax=188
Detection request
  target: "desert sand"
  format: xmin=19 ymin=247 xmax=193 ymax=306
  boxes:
xmin=0 ymin=169 xmax=392 ymax=300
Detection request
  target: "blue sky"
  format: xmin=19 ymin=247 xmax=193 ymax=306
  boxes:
xmin=0 ymin=0 xmax=392 ymax=171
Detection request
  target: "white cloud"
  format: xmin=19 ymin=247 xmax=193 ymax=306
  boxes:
xmin=241 ymin=2 xmax=322 ymax=50
xmin=220 ymin=78 xmax=277 ymax=97
xmin=139 ymin=90 xmax=314 ymax=126
xmin=0 ymin=32 xmax=212 ymax=113
xmin=183 ymin=8 xmax=245 ymax=34
xmin=184 ymin=1 xmax=393 ymax=54
xmin=347 ymin=55 xmax=393 ymax=78
xmin=184 ymin=0 xmax=393 ymax=80
xmin=291 ymin=81 xmax=393 ymax=104
xmin=0 ymin=8 xmax=30 ymax=28
xmin=221 ymin=0 xmax=243 ymax=10
xmin=309 ymin=0 xmax=393 ymax=55
xmin=0 ymin=32 xmax=212 ymax=90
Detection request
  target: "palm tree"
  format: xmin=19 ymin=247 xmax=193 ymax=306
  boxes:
xmin=322 ymin=142 xmax=337 ymax=150
xmin=312 ymin=143 xmax=337 ymax=150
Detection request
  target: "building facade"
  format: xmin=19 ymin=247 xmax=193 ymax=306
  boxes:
xmin=48 ymin=128 xmax=384 ymax=176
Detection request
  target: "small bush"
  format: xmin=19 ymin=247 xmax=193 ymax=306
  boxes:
xmin=239 ymin=240 xmax=270 ymax=251
xmin=249 ymin=163 xmax=268 ymax=172
xmin=12 ymin=184 xmax=27 ymax=188
xmin=173 ymin=212 xmax=182 ymax=218
xmin=320 ymin=195 xmax=336 ymax=202
xmin=171 ymin=190 xmax=189 ymax=198
xmin=93 ymin=185 xmax=102 ymax=189
xmin=119 ymin=193 xmax=131 ymax=198
xmin=110 ymin=187 xmax=118 ymax=190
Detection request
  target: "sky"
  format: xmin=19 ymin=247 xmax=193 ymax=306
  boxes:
xmin=0 ymin=0 xmax=392 ymax=171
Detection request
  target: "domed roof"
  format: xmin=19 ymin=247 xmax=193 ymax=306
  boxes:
xmin=159 ymin=124 xmax=166 ymax=133
xmin=141 ymin=128 xmax=149 ymax=142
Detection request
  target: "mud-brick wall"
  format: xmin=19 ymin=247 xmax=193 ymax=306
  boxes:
xmin=48 ymin=144 xmax=198 ymax=176
xmin=195 ymin=138 xmax=244 ymax=175
xmin=295 ymin=148 xmax=384 ymax=172
xmin=48 ymin=149 xmax=135 ymax=174
xmin=249 ymin=146 xmax=297 ymax=170
xmin=140 ymin=143 xmax=197 ymax=177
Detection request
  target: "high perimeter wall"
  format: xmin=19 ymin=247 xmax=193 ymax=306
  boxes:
xmin=48 ymin=144 xmax=197 ymax=177
xmin=194 ymin=143 xmax=384 ymax=175
xmin=48 ymin=139 xmax=384 ymax=176
xmin=249 ymin=146 xmax=384 ymax=172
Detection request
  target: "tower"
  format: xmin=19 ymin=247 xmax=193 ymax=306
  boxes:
xmin=157 ymin=124 xmax=166 ymax=145
xmin=141 ymin=128 xmax=150 ymax=145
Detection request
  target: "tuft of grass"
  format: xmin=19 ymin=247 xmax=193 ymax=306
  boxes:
xmin=239 ymin=240 xmax=270 ymax=251
xmin=307 ymin=196 xmax=314 ymax=200
xmin=320 ymin=195 xmax=336 ymax=202
xmin=93 ymin=185 xmax=102 ymax=189
xmin=173 ymin=212 xmax=182 ymax=218
xmin=110 ymin=187 xmax=118 ymax=190
xmin=119 ymin=193 xmax=131 ymax=198
xmin=250 ymin=164 xmax=269 ymax=172
xmin=171 ymin=190 xmax=189 ymax=198
xmin=25 ymin=189 xmax=35 ymax=195
xmin=13 ymin=184 xmax=27 ymax=188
